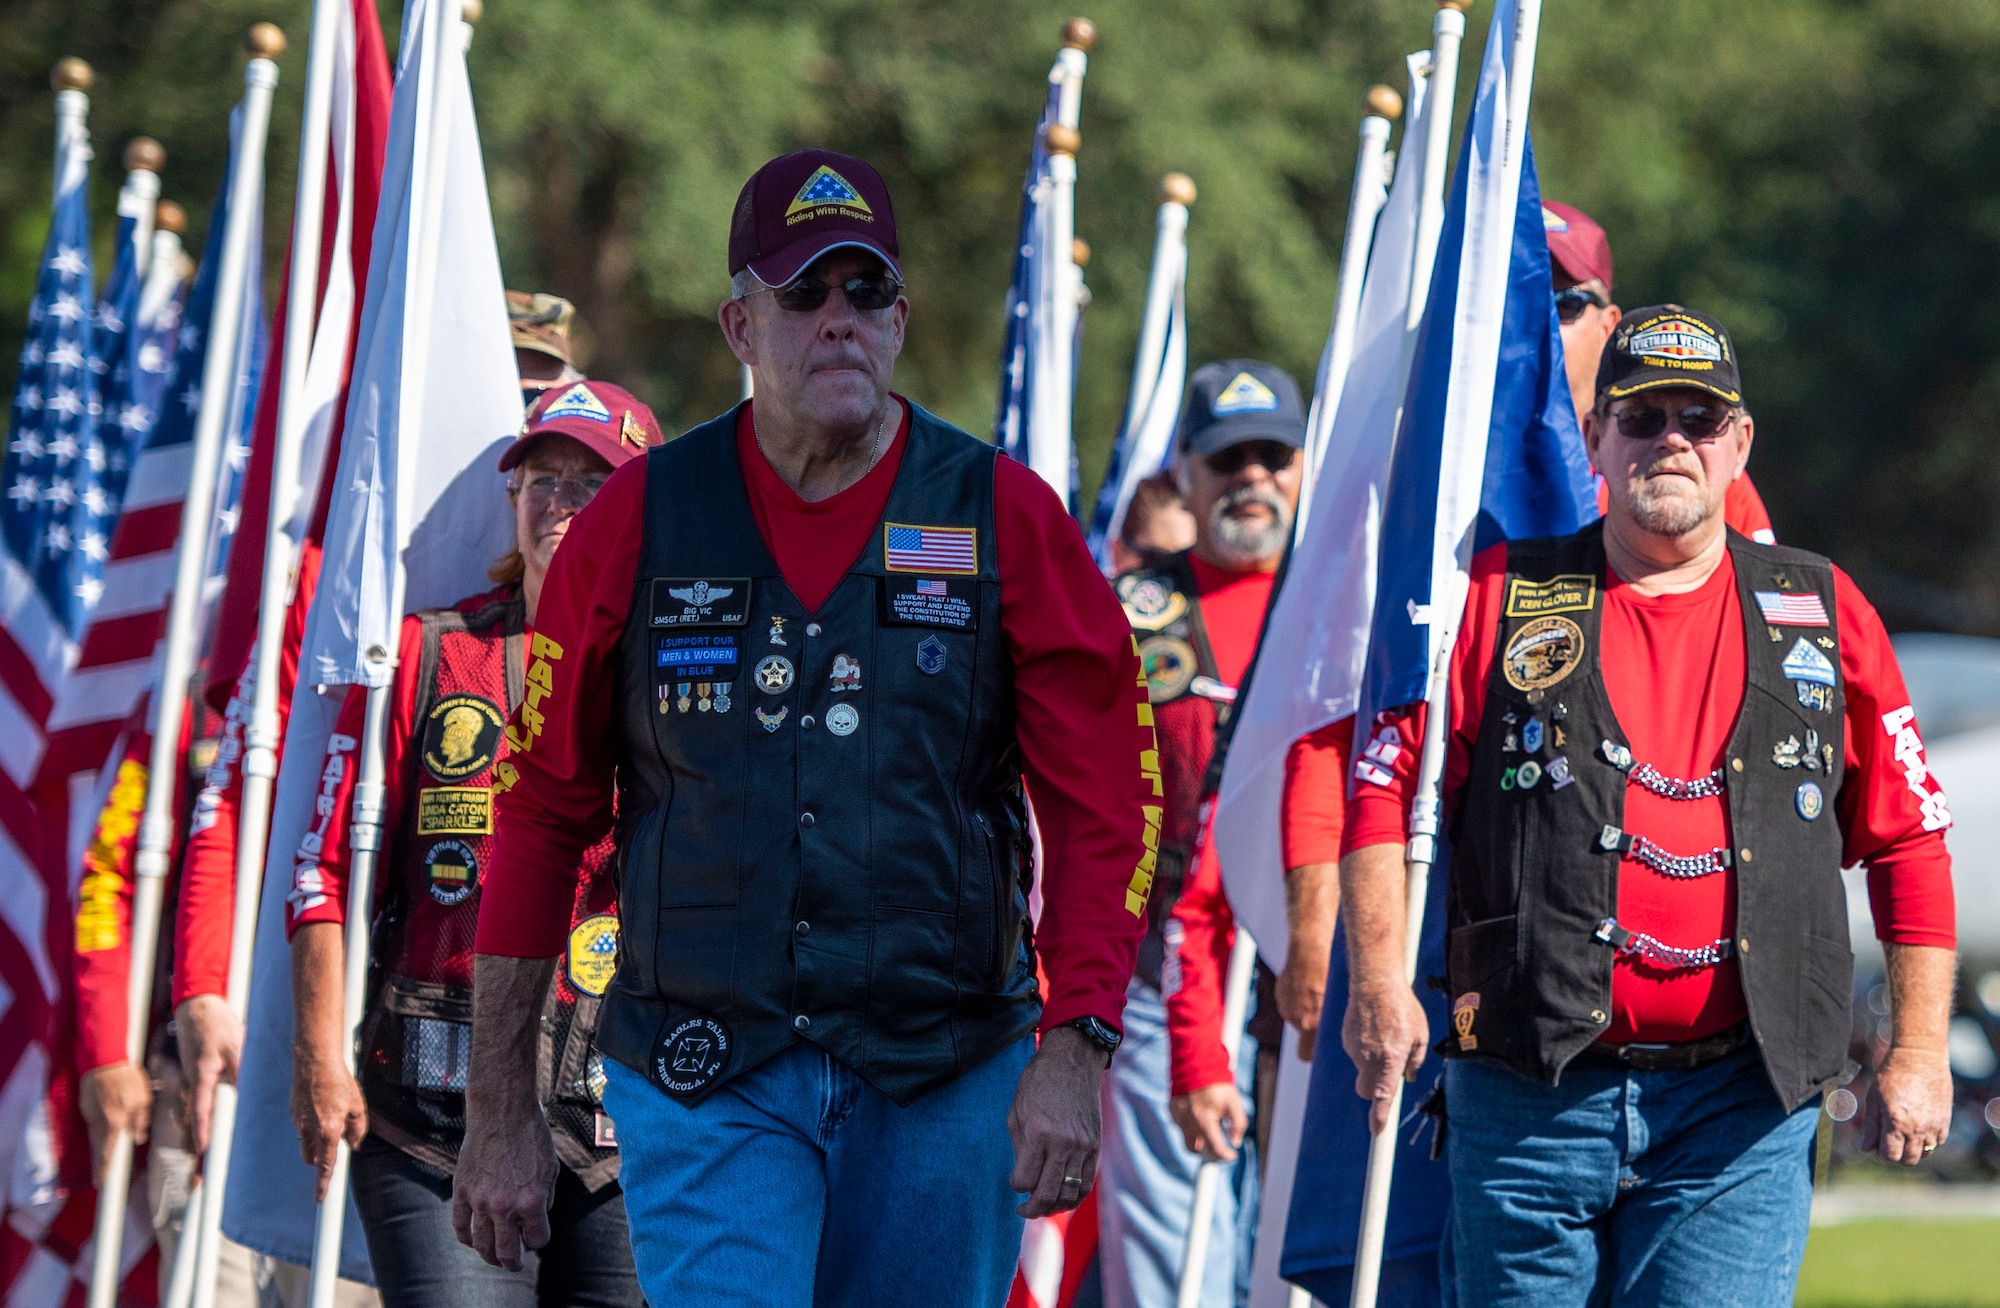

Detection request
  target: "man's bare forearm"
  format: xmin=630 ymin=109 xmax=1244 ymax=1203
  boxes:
xmin=468 ymin=953 xmax=557 ymax=1110
xmin=1338 ymin=843 xmax=1409 ymax=992
xmin=1285 ymin=861 xmax=1340 ymax=955
xmin=291 ymin=922 xmax=352 ymax=1066
xmin=1885 ymin=943 xmax=1954 ymax=1052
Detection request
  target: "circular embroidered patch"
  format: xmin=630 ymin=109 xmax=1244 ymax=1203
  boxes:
xmin=826 ymin=702 xmax=859 ymax=737
xmin=1139 ymin=635 xmax=1198 ymax=703
xmin=421 ymin=694 xmax=505 ymax=781
xmin=566 ymin=913 xmax=619 ymax=997
xmin=424 ymin=839 xmax=478 ymax=906
xmin=652 ymin=1016 xmax=731 ymax=1096
xmin=755 ymin=654 xmax=795 ymax=695
xmin=1502 ymin=616 xmax=1585 ymax=692
xmin=1795 ymin=780 xmax=1824 ymax=822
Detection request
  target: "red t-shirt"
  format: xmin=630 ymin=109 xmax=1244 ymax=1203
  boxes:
xmin=474 ymin=400 xmax=1154 ymax=1036
xmin=1344 ymin=543 xmax=1954 ymax=1044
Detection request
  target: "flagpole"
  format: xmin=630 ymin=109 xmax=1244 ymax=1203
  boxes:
xmin=306 ymin=3 xmax=466 ymax=1301
xmin=1348 ymin=6 xmax=1542 ymax=1306
xmin=1028 ymin=18 xmax=1091 ymax=497
xmin=51 ymin=58 xmax=92 ymax=205
xmin=177 ymin=6 xmax=341 ymax=1299
xmin=1174 ymin=923 xmax=1259 ymax=1308
xmin=121 ymin=138 xmax=165 ymax=277
xmin=1405 ymin=1 xmax=1470 ymax=332
xmin=139 ymin=201 xmax=188 ymax=329
xmin=1299 ymin=88 xmax=1401 ymax=510
xmin=86 ymin=31 xmax=281 ymax=1308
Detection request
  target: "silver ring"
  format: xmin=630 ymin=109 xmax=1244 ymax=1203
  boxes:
xmin=1923 ymin=1142 xmax=1938 ymax=1155
xmin=1060 ymin=1174 xmax=1084 ymax=1195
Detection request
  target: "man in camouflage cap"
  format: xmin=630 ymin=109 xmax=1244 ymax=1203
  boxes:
xmin=508 ymin=289 xmax=586 ymax=396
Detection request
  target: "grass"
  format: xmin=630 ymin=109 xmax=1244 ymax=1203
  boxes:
xmin=1796 ymin=1220 xmax=2000 ymax=1307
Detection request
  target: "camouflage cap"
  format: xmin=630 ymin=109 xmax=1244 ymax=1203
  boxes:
xmin=506 ymin=290 xmax=576 ymax=365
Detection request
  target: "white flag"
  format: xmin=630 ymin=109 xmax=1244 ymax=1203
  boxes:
xmin=225 ymin=0 xmax=518 ymax=1272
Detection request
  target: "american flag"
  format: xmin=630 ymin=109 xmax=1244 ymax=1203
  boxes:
xmin=916 ymin=578 xmax=947 ymax=597
xmin=884 ymin=523 xmax=977 ymax=575
xmin=1753 ymin=590 xmax=1829 ymax=627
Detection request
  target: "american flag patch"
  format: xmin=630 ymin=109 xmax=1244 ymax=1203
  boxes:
xmin=916 ymin=579 xmax=948 ymax=596
xmin=1754 ymin=591 xmax=1829 ymax=627
xmin=884 ymin=523 xmax=978 ymax=575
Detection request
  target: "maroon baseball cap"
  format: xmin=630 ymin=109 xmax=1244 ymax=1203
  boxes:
xmin=1543 ymin=200 xmax=1614 ymax=292
xmin=728 ymin=149 xmax=901 ymax=288
xmin=497 ymin=379 xmax=663 ymax=472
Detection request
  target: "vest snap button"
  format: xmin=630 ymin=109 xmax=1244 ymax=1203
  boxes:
xmin=1731 ymin=758 xmax=1744 ymax=772
xmin=806 ymin=623 xmax=823 ymax=637
xmin=795 ymin=920 xmax=810 ymax=937
xmin=800 ymin=812 xmax=816 ymax=829
xmin=1591 ymin=1009 xmax=1607 ymax=1024
xmin=1738 ymin=937 xmax=1750 ymax=954
xmin=801 ymin=714 xmax=817 ymax=730
xmin=1739 ymin=848 xmax=1752 ymax=863
xmin=794 ymin=1015 xmax=810 ymax=1031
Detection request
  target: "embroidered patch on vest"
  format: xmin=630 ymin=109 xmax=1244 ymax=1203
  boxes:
xmin=1139 ymin=635 xmax=1197 ymax=702
xmin=884 ymin=523 xmax=978 ymax=575
xmin=883 ymin=576 xmax=978 ymax=629
xmin=1501 ymin=616 xmax=1585 ymax=692
xmin=916 ymin=635 xmax=947 ymax=675
xmin=1453 ymin=992 xmax=1480 ymax=1051
xmin=1504 ymin=574 xmax=1596 ymax=618
xmin=651 ymin=1016 xmax=731 ymax=1097
xmin=826 ymin=702 xmax=860 ymax=737
xmin=567 ymin=914 xmax=619 ymax=997
xmin=655 ymin=635 xmax=739 ymax=714
xmin=425 ymin=839 xmax=478 ymax=906
xmin=417 ymin=786 xmax=493 ymax=835
xmin=1117 ymin=575 xmax=1188 ymax=631
xmin=1781 ymin=637 xmax=1836 ymax=686
xmin=649 ymin=577 xmax=751 ymax=628
xmin=421 ymin=695 xmax=504 ymax=781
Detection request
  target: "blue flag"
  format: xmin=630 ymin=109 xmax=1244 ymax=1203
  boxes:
xmin=1282 ymin=4 xmax=1595 ymax=1299
xmin=994 ymin=80 xmax=1060 ymax=468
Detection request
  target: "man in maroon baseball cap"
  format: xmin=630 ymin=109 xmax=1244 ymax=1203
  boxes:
xmin=1544 ymin=200 xmax=1621 ymax=427
xmin=458 ymin=144 xmax=1150 ymax=1308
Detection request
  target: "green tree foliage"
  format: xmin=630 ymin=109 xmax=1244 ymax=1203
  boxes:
xmin=1 ymin=0 xmax=1998 ymax=630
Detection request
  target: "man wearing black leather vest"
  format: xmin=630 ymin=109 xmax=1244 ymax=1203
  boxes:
xmin=454 ymin=150 xmax=1154 ymax=1307
xmin=1096 ymin=361 xmax=1304 ymax=1307
xmin=288 ymin=382 xmax=663 ymax=1307
xmin=1338 ymin=307 xmax=1957 ymax=1305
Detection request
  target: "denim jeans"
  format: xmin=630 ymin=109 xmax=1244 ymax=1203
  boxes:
xmin=601 ymin=1036 xmax=1034 ymax=1307
xmin=1441 ymin=1044 xmax=1819 ymax=1308
xmin=1096 ymin=979 xmax=1256 ymax=1308
xmin=349 ymin=1135 xmax=643 ymax=1308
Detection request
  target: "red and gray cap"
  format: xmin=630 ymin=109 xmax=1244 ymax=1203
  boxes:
xmin=497 ymin=379 xmax=664 ymax=472
xmin=1543 ymin=200 xmax=1614 ymax=291
xmin=728 ymin=148 xmax=901 ymax=289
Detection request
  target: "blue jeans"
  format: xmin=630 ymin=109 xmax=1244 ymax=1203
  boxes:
xmin=349 ymin=1135 xmax=642 ymax=1308
xmin=1096 ymin=980 xmax=1256 ymax=1308
xmin=602 ymin=1036 xmax=1033 ymax=1307
xmin=1442 ymin=1045 xmax=1819 ymax=1308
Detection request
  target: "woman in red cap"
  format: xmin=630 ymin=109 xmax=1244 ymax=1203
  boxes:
xmin=286 ymin=380 xmax=662 ymax=1308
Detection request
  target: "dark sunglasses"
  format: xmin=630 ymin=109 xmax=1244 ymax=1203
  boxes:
xmin=1204 ymin=440 xmax=1298 ymax=477
xmin=753 ymin=273 xmax=904 ymax=313
xmin=1554 ymin=284 xmax=1607 ymax=324
xmin=1611 ymin=402 xmax=1738 ymax=441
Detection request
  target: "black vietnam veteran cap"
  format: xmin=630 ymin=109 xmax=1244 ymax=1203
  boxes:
xmin=728 ymin=148 xmax=901 ymax=288
xmin=1596 ymin=305 xmax=1743 ymax=406
xmin=1176 ymin=359 xmax=1308 ymax=458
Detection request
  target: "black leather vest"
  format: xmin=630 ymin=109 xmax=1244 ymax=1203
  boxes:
xmin=596 ymin=403 xmax=1040 ymax=1106
xmin=1448 ymin=523 xmax=1853 ymax=1112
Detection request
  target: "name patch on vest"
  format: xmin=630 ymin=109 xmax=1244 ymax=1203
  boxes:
xmin=1502 ymin=616 xmax=1585 ymax=693
xmin=1505 ymin=574 xmax=1596 ymax=617
xmin=651 ymin=1015 xmax=731 ymax=1097
xmin=417 ymin=785 xmax=493 ymax=835
xmin=422 ymin=695 xmax=505 ymax=781
xmin=649 ymin=577 xmax=751 ymax=628
xmin=882 ymin=576 xmax=978 ymax=629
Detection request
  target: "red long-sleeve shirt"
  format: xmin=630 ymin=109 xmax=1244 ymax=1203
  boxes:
xmin=1344 ymin=543 xmax=1955 ymax=1044
xmin=474 ymin=402 xmax=1154 ymax=1035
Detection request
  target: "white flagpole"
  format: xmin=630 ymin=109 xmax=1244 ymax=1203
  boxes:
xmin=1174 ymin=925 xmax=1259 ymax=1308
xmin=50 ymin=58 xmax=92 ymax=206
xmin=1299 ymin=88 xmax=1401 ymax=511
xmin=120 ymin=138 xmax=164 ymax=277
xmin=86 ymin=30 xmax=281 ymax=1308
xmin=1027 ymin=18 xmax=1092 ymax=497
xmin=138 ymin=202 xmax=188 ymax=330
xmin=1100 ymin=174 xmax=1193 ymax=553
xmin=305 ymin=4 xmax=465 ymax=1302
xmin=1347 ymin=6 xmax=1542 ymax=1308
xmin=183 ymin=2 xmax=343 ymax=1301
xmin=1404 ymin=1 xmax=1471 ymax=337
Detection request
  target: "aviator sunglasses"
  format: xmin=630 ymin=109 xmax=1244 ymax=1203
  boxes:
xmin=748 ymin=272 xmax=905 ymax=313
xmin=1612 ymin=402 xmax=1739 ymax=442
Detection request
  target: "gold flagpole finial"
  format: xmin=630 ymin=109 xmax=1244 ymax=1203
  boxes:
xmin=1062 ymin=18 xmax=1097 ymax=51
xmin=1438 ymin=0 xmax=1475 ymax=11
xmin=1364 ymin=85 xmax=1404 ymax=121
xmin=1160 ymin=173 xmax=1197 ymax=207
xmin=51 ymin=58 xmax=94 ymax=92
xmin=461 ymin=0 xmax=484 ymax=24
xmin=245 ymin=22 xmax=287 ymax=58
xmin=154 ymin=200 xmax=188 ymax=234
xmin=1045 ymin=123 xmax=1081 ymax=157
xmin=124 ymin=136 xmax=166 ymax=173
xmin=1071 ymin=237 xmax=1091 ymax=268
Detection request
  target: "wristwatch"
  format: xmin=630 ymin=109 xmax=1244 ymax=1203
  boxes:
xmin=1060 ymin=1016 xmax=1123 ymax=1061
